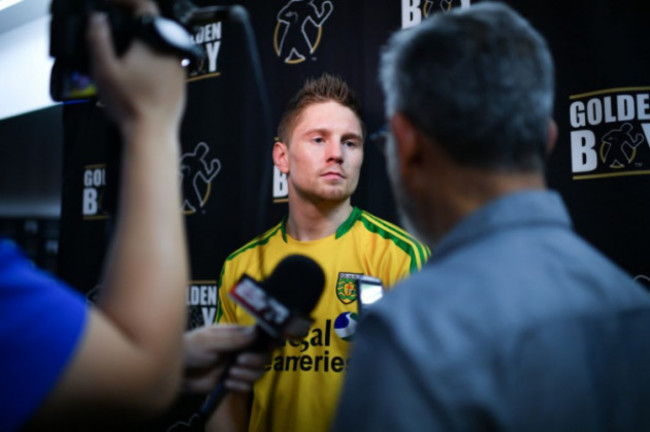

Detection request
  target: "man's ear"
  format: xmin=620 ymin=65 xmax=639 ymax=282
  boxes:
xmin=547 ymin=119 xmax=558 ymax=156
xmin=390 ymin=112 xmax=424 ymax=176
xmin=273 ymin=141 xmax=289 ymax=174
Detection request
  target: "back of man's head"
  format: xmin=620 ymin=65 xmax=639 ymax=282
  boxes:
xmin=380 ymin=2 xmax=555 ymax=173
xmin=277 ymin=73 xmax=365 ymax=144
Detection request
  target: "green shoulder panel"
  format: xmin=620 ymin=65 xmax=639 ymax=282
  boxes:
xmin=358 ymin=210 xmax=430 ymax=272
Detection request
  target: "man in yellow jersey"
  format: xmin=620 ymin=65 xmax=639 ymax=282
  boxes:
xmin=207 ymin=73 xmax=429 ymax=432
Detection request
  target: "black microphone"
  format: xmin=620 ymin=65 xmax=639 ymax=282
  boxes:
xmin=194 ymin=255 xmax=325 ymax=427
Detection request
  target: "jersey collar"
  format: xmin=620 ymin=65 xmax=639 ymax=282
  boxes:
xmin=280 ymin=206 xmax=362 ymax=242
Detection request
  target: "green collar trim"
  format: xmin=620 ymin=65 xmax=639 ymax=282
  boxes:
xmin=280 ymin=206 xmax=361 ymax=242
xmin=335 ymin=206 xmax=361 ymax=239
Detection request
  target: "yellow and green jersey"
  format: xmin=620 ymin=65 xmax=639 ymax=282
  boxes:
xmin=216 ymin=206 xmax=430 ymax=432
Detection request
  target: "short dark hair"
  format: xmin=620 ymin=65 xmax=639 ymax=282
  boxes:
xmin=277 ymin=73 xmax=365 ymax=143
xmin=380 ymin=2 xmax=555 ymax=172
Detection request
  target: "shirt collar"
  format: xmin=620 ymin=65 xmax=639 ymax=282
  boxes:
xmin=432 ymin=190 xmax=572 ymax=260
xmin=280 ymin=206 xmax=362 ymax=242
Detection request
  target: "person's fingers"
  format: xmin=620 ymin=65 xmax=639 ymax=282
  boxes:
xmin=110 ymin=0 xmax=160 ymax=15
xmin=184 ymin=325 xmax=260 ymax=372
xmin=86 ymin=12 xmax=117 ymax=82
xmin=221 ymin=352 xmax=269 ymax=392
xmin=228 ymin=365 xmax=266 ymax=383
xmin=182 ymin=343 xmax=269 ymax=394
xmin=223 ymin=378 xmax=253 ymax=393
xmin=224 ymin=356 xmax=269 ymax=392
xmin=203 ymin=325 xmax=257 ymax=351
xmin=236 ymin=352 xmax=269 ymax=369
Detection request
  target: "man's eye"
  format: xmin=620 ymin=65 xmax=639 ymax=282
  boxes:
xmin=314 ymin=137 xmax=324 ymax=143
xmin=344 ymin=140 xmax=358 ymax=148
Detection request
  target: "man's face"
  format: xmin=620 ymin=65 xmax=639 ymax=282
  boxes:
xmin=281 ymin=101 xmax=364 ymax=204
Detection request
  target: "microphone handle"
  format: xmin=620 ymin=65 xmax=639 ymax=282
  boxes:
xmin=196 ymin=330 xmax=274 ymax=425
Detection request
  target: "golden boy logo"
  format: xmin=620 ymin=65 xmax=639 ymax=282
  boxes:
xmin=569 ymin=87 xmax=650 ymax=180
xmin=82 ymin=164 xmax=108 ymax=220
xmin=188 ymin=21 xmax=222 ymax=78
xmin=186 ymin=282 xmax=218 ymax=327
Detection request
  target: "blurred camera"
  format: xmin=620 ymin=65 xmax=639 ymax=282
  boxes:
xmin=49 ymin=0 xmax=203 ymax=102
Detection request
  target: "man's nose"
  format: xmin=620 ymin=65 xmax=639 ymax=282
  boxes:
xmin=326 ymin=140 xmax=343 ymax=162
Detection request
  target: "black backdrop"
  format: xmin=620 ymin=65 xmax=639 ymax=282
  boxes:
xmin=52 ymin=0 xmax=650 ymax=428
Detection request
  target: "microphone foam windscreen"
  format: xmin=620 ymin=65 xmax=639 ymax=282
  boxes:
xmin=264 ymin=254 xmax=325 ymax=316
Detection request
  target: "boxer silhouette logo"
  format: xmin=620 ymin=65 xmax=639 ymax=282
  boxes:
xmin=424 ymin=0 xmax=464 ymax=16
xmin=180 ymin=142 xmax=221 ymax=214
xmin=273 ymin=0 xmax=334 ymax=64
xmin=599 ymin=123 xmax=645 ymax=169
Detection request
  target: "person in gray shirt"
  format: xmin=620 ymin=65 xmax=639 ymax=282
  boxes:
xmin=334 ymin=3 xmax=650 ymax=431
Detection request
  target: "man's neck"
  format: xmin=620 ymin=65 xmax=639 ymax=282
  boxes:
xmin=430 ymin=167 xmax=547 ymax=242
xmin=285 ymin=198 xmax=353 ymax=241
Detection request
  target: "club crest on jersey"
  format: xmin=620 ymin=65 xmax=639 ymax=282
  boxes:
xmin=336 ymin=272 xmax=361 ymax=304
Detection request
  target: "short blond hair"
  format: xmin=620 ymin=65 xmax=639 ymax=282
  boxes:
xmin=277 ymin=73 xmax=365 ymax=143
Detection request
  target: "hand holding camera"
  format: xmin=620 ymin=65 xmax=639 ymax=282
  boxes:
xmin=50 ymin=0 xmax=203 ymax=102
xmin=85 ymin=7 xmax=188 ymax=135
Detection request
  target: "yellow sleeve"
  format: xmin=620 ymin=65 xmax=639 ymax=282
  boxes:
xmin=358 ymin=211 xmax=430 ymax=291
xmin=382 ymin=239 xmax=430 ymax=291
xmin=215 ymin=261 xmax=238 ymax=324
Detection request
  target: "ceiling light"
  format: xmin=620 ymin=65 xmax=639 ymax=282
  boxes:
xmin=0 ymin=0 xmax=24 ymax=12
